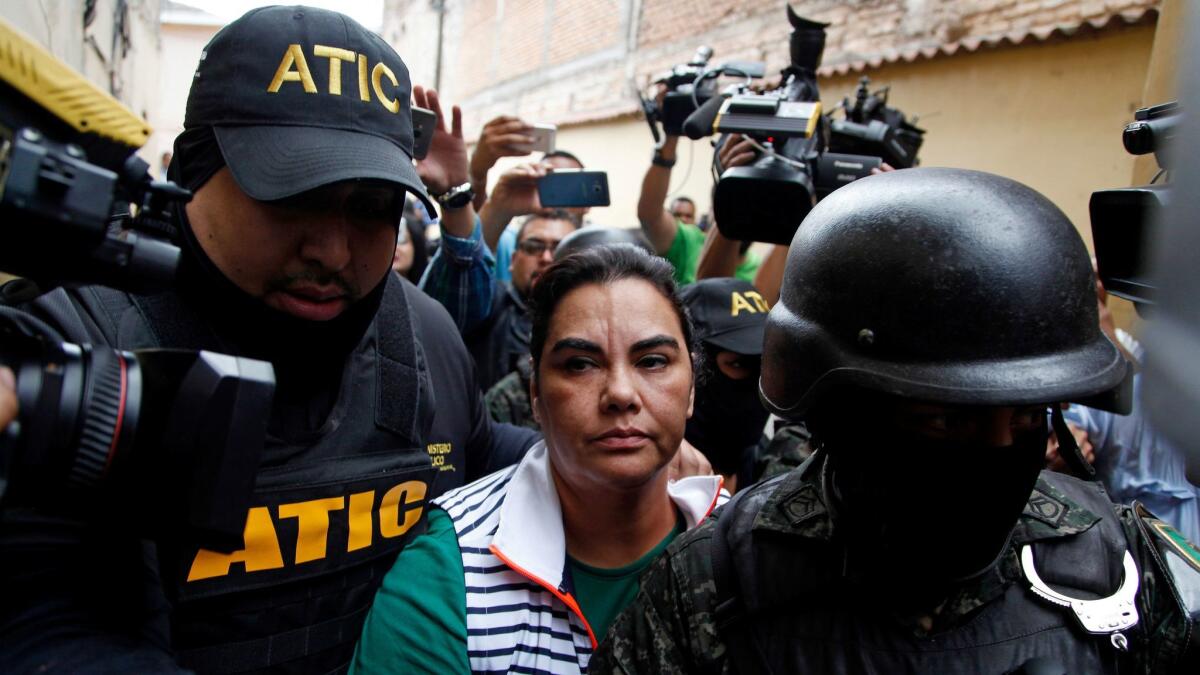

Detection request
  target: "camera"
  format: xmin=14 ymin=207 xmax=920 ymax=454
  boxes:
xmin=0 ymin=320 xmax=274 ymax=550
xmin=1089 ymin=101 xmax=1178 ymax=307
xmin=0 ymin=16 xmax=275 ymax=551
xmin=639 ymin=46 xmax=767 ymax=143
xmin=681 ymin=7 xmax=925 ymax=245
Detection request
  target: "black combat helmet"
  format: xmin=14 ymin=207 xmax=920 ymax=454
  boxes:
xmin=760 ymin=167 xmax=1129 ymax=418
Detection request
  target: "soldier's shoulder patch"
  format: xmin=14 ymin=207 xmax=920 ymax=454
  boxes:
xmin=1023 ymin=487 xmax=1067 ymax=528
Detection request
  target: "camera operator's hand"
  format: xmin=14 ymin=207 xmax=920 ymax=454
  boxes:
xmin=871 ymin=162 xmax=896 ymax=175
xmin=651 ymin=84 xmax=681 ymax=140
xmin=479 ymin=162 xmax=548 ymax=249
xmin=470 ymin=116 xmax=536 ymax=200
xmin=413 ymin=86 xmax=475 ymax=238
xmin=718 ymin=133 xmax=757 ymax=169
xmin=0 ymin=366 xmax=17 ymax=432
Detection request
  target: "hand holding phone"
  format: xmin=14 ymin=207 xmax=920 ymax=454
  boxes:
xmin=411 ymin=105 xmax=437 ymax=160
xmin=537 ymin=170 xmax=610 ymax=208
xmin=512 ymin=124 xmax=556 ymax=155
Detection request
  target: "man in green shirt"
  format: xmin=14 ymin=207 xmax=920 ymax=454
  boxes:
xmin=638 ymin=133 xmax=761 ymax=284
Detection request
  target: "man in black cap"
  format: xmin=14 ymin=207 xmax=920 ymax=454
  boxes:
xmin=679 ymin=278 xmax=772 ymax=493
xmin=0 ymin=6 xmax=536 ymax=673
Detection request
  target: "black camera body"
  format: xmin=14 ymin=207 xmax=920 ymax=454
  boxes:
xmin=0 ymin=16 xmax=275 ymax=551
xmin=1090 ymin=101 xmax=1179 ymax=307
xmin=657 ymin=47 xmax=718 ymax=138
xmin=682 ymin=7 xmax=925 ymax=244
xmin=641 ymin=46 xmax=768 ymax=143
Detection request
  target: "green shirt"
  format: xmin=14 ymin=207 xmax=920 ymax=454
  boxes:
xmin=663 ymin=221 xmax=761 ymax=285
xmin=734 ymin=248 xmax=762 ymax=283
xmin=350 ymin=508 xmax=684 ymax=673
xmin=663 ymin=221 xmax=706 ymax=285
xmin=567 ymin=514 xmax=684 ymax=641
xmin=350 ymin=508 xmax=468 ymax=675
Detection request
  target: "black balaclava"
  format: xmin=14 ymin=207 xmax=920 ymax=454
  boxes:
xmin=170 ymin=128 xmax=390 ymax=433
xmin=812 ymin=397 xmax=1046 ymax=603
xmin=685 ymin=345 xmax=770 ymax=476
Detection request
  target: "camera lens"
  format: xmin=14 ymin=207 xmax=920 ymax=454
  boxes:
xmin=5 ymin=342 xmax=141 ymax=499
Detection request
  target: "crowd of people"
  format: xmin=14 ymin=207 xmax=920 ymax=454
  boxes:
xmin=0 ymin=5 xmax=1197 ymax=674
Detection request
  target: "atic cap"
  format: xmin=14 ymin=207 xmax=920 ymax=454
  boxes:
xmin=680 ymin=278 xmax=769 ymax=356
xmin=184 ymin=5 xmax=436 ymax=214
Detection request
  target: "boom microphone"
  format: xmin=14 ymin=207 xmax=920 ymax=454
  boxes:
xmin=683 ymin=93 xmax=728 ymax=140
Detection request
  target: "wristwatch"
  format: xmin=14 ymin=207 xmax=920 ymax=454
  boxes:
xmin=435 ymin=182 xmax=475 ymax=210
xmin=651 ymin=151 xmax=676 ymax=168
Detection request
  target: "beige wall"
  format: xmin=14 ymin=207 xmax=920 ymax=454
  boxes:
xmin=149 ymin=21 xmax=222 ymax=175
xmin=480 ymin=24 xmax=1155 ymax=249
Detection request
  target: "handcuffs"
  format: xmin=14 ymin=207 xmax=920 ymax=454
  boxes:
xmin=1020 ymin=544 xmax=1140 ymax=651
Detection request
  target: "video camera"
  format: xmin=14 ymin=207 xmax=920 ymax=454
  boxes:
xmin=1089 ymin=101 xmax=1178 ymax=308
xmin=679 ymin=6 xmax=925 ymax=244
xmin=640 ymin=47 xmax=767 ymax=143
xmin=0 ymin=17 xmax=274 ymax=551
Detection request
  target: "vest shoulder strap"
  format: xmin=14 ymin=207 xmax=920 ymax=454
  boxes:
xmin=710 ymin=486 xmax=774 ymax=675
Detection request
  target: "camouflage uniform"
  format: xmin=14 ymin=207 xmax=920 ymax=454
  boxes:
xmin=484 ymin=359 xmax=540 ymax=431
xmin=592 ymin=451 xmax=1200 ymax=674
xmin=751 ymin=422 xmax=812 ymax=484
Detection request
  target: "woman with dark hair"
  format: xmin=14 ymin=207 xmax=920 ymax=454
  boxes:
xmin=392 ymin=213 xmax=430 ymax=284
xmin=352 ymin=246 xmax=726 ymax=674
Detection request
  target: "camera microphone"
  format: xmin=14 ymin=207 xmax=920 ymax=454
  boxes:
xmin=683 ymin=94 xmax=727 ymax=140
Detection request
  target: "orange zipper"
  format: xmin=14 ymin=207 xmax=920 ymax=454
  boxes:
xmin=489 ymin=544 xmax=599 ymax=648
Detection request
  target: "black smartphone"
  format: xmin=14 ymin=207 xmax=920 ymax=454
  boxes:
xmin=537 ymin=170 xmax=610 ymax=208
xmin=411 ymin=106 xmax=437 ymax=160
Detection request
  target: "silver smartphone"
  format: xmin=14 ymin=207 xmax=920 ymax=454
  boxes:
xmin=411 ymin=106 xmax=437 ymax=160
xmin=512 ymin=123 xmax=556 ymax=154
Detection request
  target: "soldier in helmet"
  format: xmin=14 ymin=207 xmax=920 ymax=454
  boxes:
xmin=591 ymin=168 xmax=1200 ymax=674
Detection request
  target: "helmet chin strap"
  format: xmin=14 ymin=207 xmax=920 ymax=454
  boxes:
xmin=1051 ymin=406 xmax=1096 ymax=480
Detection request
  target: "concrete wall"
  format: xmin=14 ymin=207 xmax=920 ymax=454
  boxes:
xmin=148 ymin=20 xmax=222 ymax=175
xmin=2 ymin=0 xmax=163 ymax=163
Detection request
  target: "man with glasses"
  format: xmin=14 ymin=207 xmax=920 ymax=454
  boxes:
xmin=422 ymin=210 xmax=579 ymax=389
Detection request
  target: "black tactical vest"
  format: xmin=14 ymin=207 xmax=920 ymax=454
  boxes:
xmin=87 ymin=275 xmax=438 ymax=674
xmin=709 ymin=467 xmax=1149 ymax=674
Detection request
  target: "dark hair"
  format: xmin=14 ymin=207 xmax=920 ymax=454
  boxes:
xmin=516 ymin=209 xmax=582 ymax=244
xmin=528 ymin=246 xmax=695 ymax=377
xmin=670 ymin=196 xmax=696 ymax=208
xmin=542 ymin=149 xmax=583 ymax=167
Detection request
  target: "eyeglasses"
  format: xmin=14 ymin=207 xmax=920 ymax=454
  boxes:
xmin=517 ymin=238 xmax=561 ymax=256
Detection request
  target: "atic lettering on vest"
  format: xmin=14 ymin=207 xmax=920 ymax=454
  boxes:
xmin=186 ymin=479 xmax=427 ymax=581
xmin=267 ymin=43 xmax=400 ymax=113
xmin=731 ymin=290 xmax=769 ymax=316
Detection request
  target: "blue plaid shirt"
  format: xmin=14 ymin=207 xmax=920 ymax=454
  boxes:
xmin=419 ymin=215 xmax=497 ymax=333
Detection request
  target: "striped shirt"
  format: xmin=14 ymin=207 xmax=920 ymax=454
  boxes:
xmin=435 ymin=441 xmax=726 ymax=673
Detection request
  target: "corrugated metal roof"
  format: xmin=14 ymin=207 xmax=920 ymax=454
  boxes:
xmin=818 ymin=6 xmax=1158 ymax=77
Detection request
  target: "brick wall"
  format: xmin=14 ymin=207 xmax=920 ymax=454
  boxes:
xmin=382 ymin=0 xmax=1159 ymax=138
